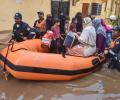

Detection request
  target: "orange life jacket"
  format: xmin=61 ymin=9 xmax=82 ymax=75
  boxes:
xmin=36 ymin=20 xmax=46 ymax=32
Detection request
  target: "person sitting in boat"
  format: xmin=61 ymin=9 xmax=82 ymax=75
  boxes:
xmin=93 ymin=18 xmax=106 ymax=55
xmin=50 ymin=19 xmax=62 ymax=53
xmin=69 ymin=17 xmax=77 ymax=33
xmin=33 ymin=11 xmax=46 ymax=38
xmin=67 ymin=17 xmax=96 ymax=57
xmin=46 ymin=14 xmax=53 ymax=31
xmin=12 ymin=13 xmax=32 ymax=42
xmin=75 ymin=12 xmax=83 ymax=33
xmin=64 ymin=16 xmax=70 ymax=34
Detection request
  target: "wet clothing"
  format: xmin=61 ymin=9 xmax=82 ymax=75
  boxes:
xmin=12 ymin=21 xmax=31 ymax=42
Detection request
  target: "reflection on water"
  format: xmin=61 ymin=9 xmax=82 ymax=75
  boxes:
xmin=66 ymin=80 xmax=104 ymax=93
xmin=0 ymin=92 xmax=7 ymax=100
xmin=51 ymin=80 xmax=120 ymax=100
xmin=78 ymin=80 xmax=104 ymax=93
xmin=51 ymin=93 xmax=120 ymax=100
xmin=17 ymin=95 xmax=24 ymax=100
xmin=34 ymin=95 xmax=44 ymax=100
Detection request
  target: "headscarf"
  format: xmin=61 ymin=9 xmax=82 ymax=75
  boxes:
xmin=101 ymin=19 xmax=112 ymax=31
xmin=83 ymin=17 xmax=93 ymax=27
xmin=75 ymin=12 xmax=83 ymax=32
xmin=93 ymin=18 xmax=106 ymax=37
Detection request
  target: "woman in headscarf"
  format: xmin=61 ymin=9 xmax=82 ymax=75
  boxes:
xmin=67 ymin=17 xmax=96 ymax=57
xmin=46 ymin=14 xmax=53 ymax=31
xmin=75 ymin=12 xmax=83 ymax=33
xmin=101 ymin=19 xmax=112 ymax=48
xmin=93 ymin=18 xmax=106 ymax=54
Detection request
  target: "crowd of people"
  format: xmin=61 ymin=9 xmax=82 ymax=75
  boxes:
xmin=12 ymin=11 xmax=119 ymax=58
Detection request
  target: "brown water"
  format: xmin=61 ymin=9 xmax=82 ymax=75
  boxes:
xmin=0 ymin=31 xmax=120 ymax=100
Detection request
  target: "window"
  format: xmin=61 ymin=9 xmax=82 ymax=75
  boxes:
xmin=72 ymin=0 xmax=76 ymax=6
xmin=91 ymin=3 xmax=102 ymax=16
xmin=51 ymin=0 xmax=70 ymax=19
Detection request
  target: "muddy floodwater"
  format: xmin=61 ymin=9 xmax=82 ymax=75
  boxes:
xmin=0 ymin=31 xmax=120 ymax=100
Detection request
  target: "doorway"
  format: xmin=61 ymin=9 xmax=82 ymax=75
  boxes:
xmin=82 ymin=3 xmax=89 ymax=17
xmin=51 ymin=0 xmax=70 ymax=19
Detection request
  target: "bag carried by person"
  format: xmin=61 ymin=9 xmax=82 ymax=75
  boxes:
xmin=63 ymin=31 xmax=78 ymax=48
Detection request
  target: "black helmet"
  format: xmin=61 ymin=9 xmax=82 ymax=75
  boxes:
xmin=14 ymin=13 xmax=22 ymax=20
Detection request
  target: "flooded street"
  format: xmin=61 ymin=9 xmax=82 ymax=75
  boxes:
xmin=0 ymin=31 xmax=120 ymax=100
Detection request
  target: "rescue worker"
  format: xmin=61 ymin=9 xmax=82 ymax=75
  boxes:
xmin=12 ymin=13 xmax=32 ymax=42
xmin=109 ymin=15 xmax=118 ymax=27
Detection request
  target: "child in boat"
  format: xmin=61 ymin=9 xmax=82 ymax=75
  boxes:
xmin=69 ymin=17 xmax=77 ymax=33
xmin=50 ymin=19 xmax=62 ymax=53
xmin=64 ymin=16 xmax=70 ymax=34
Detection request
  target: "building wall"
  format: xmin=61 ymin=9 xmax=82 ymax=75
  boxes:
xmin=101 ymin=0 xmax=120 ymax=18
xmin=0 ymin=0 xmax=106 ymax=31
xmin=0 ymin=0 xmax=51 ymax=31
xmin=69 ymin=0 xmax=103 ymax=19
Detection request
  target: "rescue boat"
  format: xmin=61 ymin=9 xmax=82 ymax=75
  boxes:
xmin=0 ymin=39 xmax=105 ymax=80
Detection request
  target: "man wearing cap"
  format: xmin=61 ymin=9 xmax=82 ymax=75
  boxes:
xmin=12 ymin=12 xmax=32 ymax=42
xmin=109 ymin=15 xmax=118 ymax=27
xmin=33 ymin=11 xmax=46 ymax=38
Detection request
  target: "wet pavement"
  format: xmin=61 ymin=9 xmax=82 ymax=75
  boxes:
xmin=0 ymin=31 xmax=120 ymax=100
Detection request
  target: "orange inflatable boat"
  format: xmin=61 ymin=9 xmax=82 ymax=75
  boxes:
xmin=0 ymin=39 xmax=105 ymax=80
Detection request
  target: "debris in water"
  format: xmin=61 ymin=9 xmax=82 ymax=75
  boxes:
xmin=0 ymin=92 xmax=7 ymax=100
xmin=82 ymin=77 xmax=90 ymax=81
xmin=17 ymin=95 xmax=24 ymax=100
xmin=51 ymin=93 xmax=120 ymax=100
xmin=79 ymin=80 xmax=104 ymax=93
xmin=66 ymin=84 xmax=79 ymax=87
xmin=34 ymin=95 xmax=44 ymax=100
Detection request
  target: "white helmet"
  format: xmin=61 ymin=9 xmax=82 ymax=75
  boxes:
xmin=109 ymin=15 xmax=117 ymax=20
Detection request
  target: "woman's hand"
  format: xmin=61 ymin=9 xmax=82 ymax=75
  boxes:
xmin=76 ymin=32 xmax=81 ymax=36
